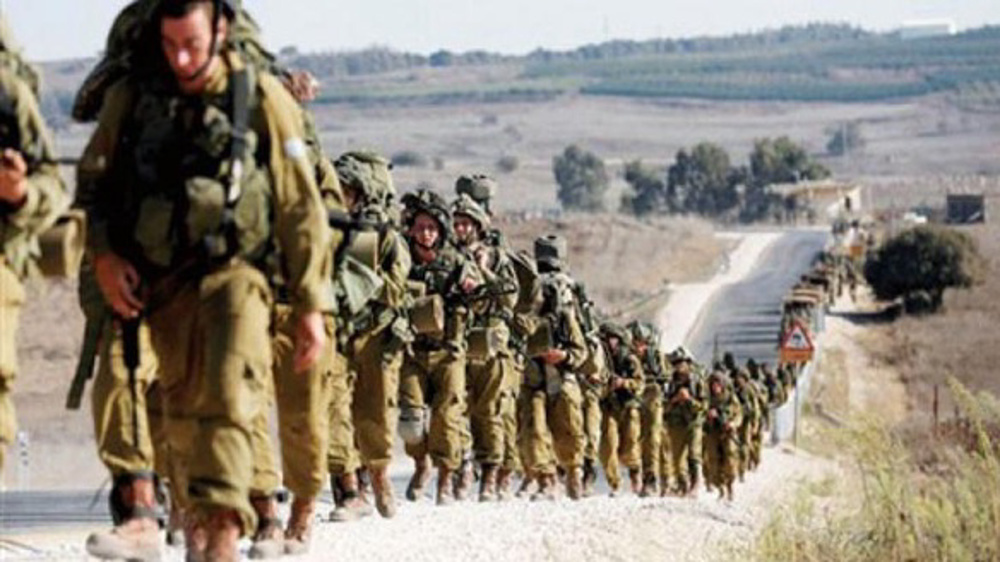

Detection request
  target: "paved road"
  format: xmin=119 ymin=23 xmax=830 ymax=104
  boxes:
xmin=686 ymin=230 xmax=830 ymax=366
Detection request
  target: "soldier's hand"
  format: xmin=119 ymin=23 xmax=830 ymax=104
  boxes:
xmin=460 ymin=276 xmax=480 ymax=294
xmin=676 ymin=387 xmax=691 ymax=402
xmin=541 ymin=349 xmax=567 ymax=365
xmin=94 ymin=252 xmax=144 ymax=319
xmin=294 ymin=311 xmax=327 ymax=373
xmin=0 ymin=149 xmax=28 ymax=206
xmin=708 ymin=409 xmax=719 ymax=420
xmin=283 ymin=71 xmax=320 ymax=103
xmin=611 ymin=377 xmax=625 ymax=390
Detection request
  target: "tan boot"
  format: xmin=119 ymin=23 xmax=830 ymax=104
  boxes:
xmin=436 ymin=465 xmax=454 ymax=506
xmin=284 ymin=497 xmax=316 ymax=556
xmin=247 ymin=494 xmax=284 ymax=559
xmin=629 ymin=469 xmax=643 ymax=495
xmin=565 ymin=467 xmax=583 ymax=501
xmin=454 ymin=459 xmax=473 ymax=501
xmin=405 ymin=457 xmax=431 ymax=502
xmin=371 ymin=466 xmax=396 ymax=518
xmin=203 ymin=510 xmax=242 ymax=562
xmin=478 ymin=464 xmax=498 ymax=503
xmin=530 ymin=473 xmax=556 ymax=502
xmin=496 ymin=468 xmax=513 ymax=501
xmin=86 ymin=474 xmax=163 ymax=562
xmin=330 ymin=473 xmax=374 ymax=522
xmin=516 ymin=473 xmax=535 ymax=499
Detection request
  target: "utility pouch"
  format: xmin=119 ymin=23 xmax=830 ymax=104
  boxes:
xmin=410 ymin=294 xmax=444 ymax=336
xmin=525 ymin=319 xmax=554 ymax=358
xmin=37 ymin=210 xmax=86 ymax=278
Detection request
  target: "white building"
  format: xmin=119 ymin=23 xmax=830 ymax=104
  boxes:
xmin=899 ymin=19 xmax=957 ymax=40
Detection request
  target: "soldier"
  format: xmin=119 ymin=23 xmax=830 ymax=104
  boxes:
xmin=597 ymin=323 xmax=644 ymax=496
xmin=663 ymin=347 xmax=705 ymax=497
xmin=732 ymin=368 xmax=762 ymax=479
xmin=334 ymin=151 xmax=411 ymax=519
xmin=702 ymin=372 xmax=743 ymax=501
xmin=76 ymin=1 xmax=333 ymax=559
xmin=520 ymin=235 xmax=589 ymax=500
xmin=630 ymin=321 xmax=668 ymax=497
xmin=574 ymin=283 xmax=606 ymax=498
xmin=451 ymin=194 xmax=519 ymax=502
xmin=399 ymin=189 xmax=480 ymax=506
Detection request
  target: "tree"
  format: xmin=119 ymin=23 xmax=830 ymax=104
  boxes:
xmin=826 ymin=121 xmax=865 ymax=156
xmin=622 ymin=160 xmax=667 ymax=215
xmin=864 ymin=226 xmax=982 ymax=313
xmin=667 ymin=142 xmax=738 ymax=216
xmin=750 ymin=136 xmax=830 ymax=187
xmin=553 ymin=145 xmax=608 ymax=212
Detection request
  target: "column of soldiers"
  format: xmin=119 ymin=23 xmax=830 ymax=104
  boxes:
xmin=0 ymin=3 xmax=806 ymax=562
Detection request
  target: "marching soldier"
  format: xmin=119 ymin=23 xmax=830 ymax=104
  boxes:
xmin=597 ymin=323 xmax=644 ymax=496
xmin=630 ymin=321 xmax=667 ymax=497
xmin=702 ymin=372 xmax=743 ymax=501
xmin=663 ymin=347 xmax=705 ymax=497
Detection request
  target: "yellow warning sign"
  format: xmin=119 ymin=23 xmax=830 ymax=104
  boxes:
xmin=780 ymin=321 xmax=815 ymax=364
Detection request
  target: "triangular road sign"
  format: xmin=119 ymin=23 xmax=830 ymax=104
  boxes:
xmin=781 ymin=321 xmax=814 ymax=353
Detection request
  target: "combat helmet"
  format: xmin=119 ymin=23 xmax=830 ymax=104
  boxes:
xmin=599 ymin=322 xmax=632 ymax=349
xmin=334 ymin=150 xmax=395 ymax=205
xmin=669 ymin=346 xmax=696 ymax=365
xmin=402 ymin=189 xmax=452 ymax=246
xmin=455 ymin=174 xmax=498 ymax=216
xmin=627 ymin=321 xmax=658 ymax=347
xmin=534 ymin=235 xmax=568 ymax=272
xmin=451 ymin=193 xmax=491 ymax=234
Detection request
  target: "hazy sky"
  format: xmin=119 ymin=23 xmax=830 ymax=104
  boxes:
xmin=4 ymin=0 xmax=999 ymax=61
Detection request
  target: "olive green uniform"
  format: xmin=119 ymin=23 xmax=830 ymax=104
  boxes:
xmin=77 ymin=53 xmax=332 ymax=533
xmin=662 ymin=372 xmax=705 ymax=494
xmin=400 ymin=245 xmax=476 ymax=471
xmin=599 ymin=345 xmax=643 ymax=491
xmin=638 ymin=349 xmax=667 ymax=487
xmin=0 ymin=58 xmax=67 ymax=472
xmin=703 ymin=384 xmax=743 ymax=495
xmin=734 ymin=377 xmax=763 ymax=477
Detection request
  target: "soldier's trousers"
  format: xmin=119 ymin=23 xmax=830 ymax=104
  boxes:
xmin=640 ymin=385 xmax=664 ymax=480
xmin=349 ymin=326 xmax=403 ymax=470
xmin=323 ymin=338 xmax=357 ymax=480
xmin=148 ymin=263 xmax=272 ymax=535
xmin=467 ymin=354 xmax=510 ymax=466
xmin=703 ymin=429 xmax=739 ymax=489
xmin=737 ymin=422 xmax=754 ymax=474
xmin=664 ymin=424 xmax=701 ymax=492
xmin=0 ymin=262 xmax=22 ymax=474
xmin=272 ymin=307 xmax=338 ymax=498
xmin=521 ymin=376 xmax=585 ymax=471
xmin=90 ymin=320 xmax=159 ymax=477
xmin=582 ymin=385 xmax=602 ymax=464
xmin=500 ymin=362 xmax=522 ymax=473
xmin=400 ymin=347 xmax=467 ymax=471
xmin=599 ymin=404 xmax=640 ymax=489
xmin=518 ymin=388 xmax=555 ymax=477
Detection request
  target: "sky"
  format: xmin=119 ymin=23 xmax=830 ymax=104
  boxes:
xmin=3 ymin=0 xmax=999 ymax=62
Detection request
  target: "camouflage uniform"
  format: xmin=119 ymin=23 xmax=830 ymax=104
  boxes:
xmin=702 ymin=373 xmax=743 ymax=500
xmin=662 ymin=349 xmax=705 ymax=495
xmin=597 ymin=325 xmax=643 ymax=494
xmin=630 ymin=322 xmax=667 ymax=496
xmin=0 ymin=31 xmax=66 ymax=474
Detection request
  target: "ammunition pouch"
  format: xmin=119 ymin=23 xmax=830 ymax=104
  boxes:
xmin=409 ymin=294 xmax=444 ymax=337
xmin=37 ymin=210 xmax=86 ymax=279
xmin=525 ymin=319 xmax=554 ymax=358
xmin=344 ymin=231 xmax=380 ymax=270
xmin=466 ymin=326 xmax=503 ymax=362
xmin=406 ymin=280 xmax=427 ymax=299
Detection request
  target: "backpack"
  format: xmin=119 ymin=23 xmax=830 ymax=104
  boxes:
xmin=509 ymin=248 xmax=540 ymax=314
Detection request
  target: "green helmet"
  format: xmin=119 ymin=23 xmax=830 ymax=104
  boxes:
xmin=669 ymin=346 xmax=695 ymax=365
xmin=627 ymin=321 xmax=658 ymax=347
xmin=451 ymin=193 xmax=491 ymax=233
xmin=455 ymin=174 xmax=497 ymax=215
xmin=334 ymin=150 xmax=395 ymax=204
xmin=535 ymin=235 xmax=568 ymax=271
xmin=599 ymin=322 xmax=632 ymax=348
xmin=402 ymin=189 xmax=452 ymax=246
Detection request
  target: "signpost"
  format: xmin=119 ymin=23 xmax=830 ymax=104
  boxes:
xmin=780 ymin=321 xmax=815 ymax=365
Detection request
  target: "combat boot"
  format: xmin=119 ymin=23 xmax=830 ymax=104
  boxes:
xmin=247 ymin=494 xmax=284 ymax=559
xmin=565 ymin=467 xmax=583 ymax=501
xmin=478 ymin=464 xmax=498 ymax=502
xmin=530 ymin=473 xmax=556 ymax=502
xmin=284 ymin=496 xmax=316 ymax=556
xmin=582 ymin=459 xmax=597 ymax=498
xmin=330 ymin=473 xmax=374 ymax=522
xmin=639 ymin=473 xmax=657 ymax=498
xmin=496 ymin=468 xmax=513 ymax=501
xmin=203 ymin=509 xmax=242 ymax=562
xmin=454 ymin=459 xmax=474 ymax=501
xmin=371 ymin=466 xmax=396 ymax=518
xmin=629 ymin=468 xmax=643 ymax=495
xmin=660 ymin=476 xmax=671 ymax=497
xmin=406 ymin=457 xmax=431 ymax=502
xmin=86 ymin=473 xmax=163 ymax=562
xmin=689 ymin=466 xmax=702 ymax=498
xmin=516 ymin=473 xmax=535 ymax=499
xmin=436 ymin=466 xmax=455 ymax=506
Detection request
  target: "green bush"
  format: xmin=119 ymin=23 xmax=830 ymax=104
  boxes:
xmin=864 ymin=225 xmax=982 ymax=311
xmin=553 ymin=145 xmax=608 ymax=212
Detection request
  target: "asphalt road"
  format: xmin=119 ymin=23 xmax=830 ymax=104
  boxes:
xmin=686 ymin=229 xmax=830 ymax=367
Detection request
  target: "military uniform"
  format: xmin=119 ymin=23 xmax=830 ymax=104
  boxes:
xmin=597 ymin=325 xmax=643 ymax=494
xmin=702 ymin=373 xmax=743 ymax=500
xmin=399 ymin=190 xmax=478 ymax=505
xmin=662 ymin=349 xmax=705 ymax=495
xmin=77 ymin=46 xmax=332 ymax=551
xmin=0 ymin=37 xmax=66 ymax=472
xmin=631 ymin=322 xmax=667 ymax=496
xmin=733 ymin=369 xmax=763 ymax=477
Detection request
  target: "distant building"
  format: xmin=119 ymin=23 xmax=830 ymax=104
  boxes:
xmin=946 ymin=194 xmax=987 ymax=224
xmin=899 ymin=19 xmax=957 ymax=40
xmin=769 ymin=180 xmax=863 ymax=220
